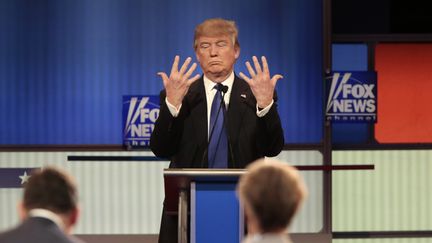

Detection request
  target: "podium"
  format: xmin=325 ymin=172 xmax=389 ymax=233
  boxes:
xmin=164 ymin=169 xmax=245 ymax=243
xmin=164 ymin=165 xmax=374 ymax=243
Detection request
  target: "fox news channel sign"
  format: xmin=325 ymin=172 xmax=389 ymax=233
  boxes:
xmin=123 ymin=95 xmax=159 ymax=149
xmin=326 ymin=71 xmax=377 ymax=123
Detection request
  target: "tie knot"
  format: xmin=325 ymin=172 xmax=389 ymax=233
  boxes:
xmin=214 ymin=83 xmax=227 ymax=93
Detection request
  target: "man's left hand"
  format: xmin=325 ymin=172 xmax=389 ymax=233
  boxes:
xmin=239 ymin=56 xmax=283 ymax=108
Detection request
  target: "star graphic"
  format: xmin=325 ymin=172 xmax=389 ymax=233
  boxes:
xmin=19 ymin=171 xmax=31 ymax=185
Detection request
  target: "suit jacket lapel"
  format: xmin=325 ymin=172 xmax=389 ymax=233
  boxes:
xmin=227 ymin=76 xmax=252 ymax=145
xmin=186 ymin=78 xmax=208 ymax=156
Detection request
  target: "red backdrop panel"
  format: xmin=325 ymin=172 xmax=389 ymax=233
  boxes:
xmin=375 ymin=43 xmax=432 ymax=143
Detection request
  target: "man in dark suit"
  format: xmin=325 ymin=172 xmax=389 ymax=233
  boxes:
xmin=0 ymin=167 xmax=84 ymax=243
xmin=150 ymin=18 xmax=284 ymax=242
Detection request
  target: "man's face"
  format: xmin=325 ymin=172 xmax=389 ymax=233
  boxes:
xmin=195 ymin=35 xmax=240 ymax=82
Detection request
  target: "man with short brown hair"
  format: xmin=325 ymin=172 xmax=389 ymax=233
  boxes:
xmin=0 ymin=167 xmax=84 ymax=243
xmin=237 ymin=159 xmax=307 ymax=243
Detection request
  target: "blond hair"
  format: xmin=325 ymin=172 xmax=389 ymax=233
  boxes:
xmin=194 ymin=18 xmax=240 ymax=50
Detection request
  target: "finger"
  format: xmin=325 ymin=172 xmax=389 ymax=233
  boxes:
xmin=179 ymin=57 xmax=192 ymax=75
xmin=261 ymin=56 xmax=270 ymax=77
xmin=170 ymin=55 xmax=180 ymax=75
xmin=271 ymin=74 xmax=283 ymax=86
xmin=157 ymin=72 xmax=169 ymax=87
xmin=186 ymin=74 xmax=201 ymax=86
xmin=184 ymin=62 xmax=197 ymax=79
xmin=239 ymin=72 xmax=252 ymax=85
xmin=252 ymin=56 xmax=262 ymax=74
xmin=245 ymin=61 xmax=256 ymax=78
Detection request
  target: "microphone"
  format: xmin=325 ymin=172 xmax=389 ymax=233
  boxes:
xmin=218 ymin=84 xmax=228 ymax=93
xmin=200 ymin=84 xmax=229 ymax=168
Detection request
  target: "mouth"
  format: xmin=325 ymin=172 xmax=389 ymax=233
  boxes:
xmin=209 ymin=61 xmax=222 ymax=66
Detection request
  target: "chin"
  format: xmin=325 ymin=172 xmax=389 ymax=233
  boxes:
xmin=208 ymin=67 xmax=225 ymax=74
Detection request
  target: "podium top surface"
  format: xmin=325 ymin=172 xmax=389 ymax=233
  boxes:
xmin=163 ymin=164 xmax=374 ymax=178
xmin=163 ymin=168 xmax=246 ymax=178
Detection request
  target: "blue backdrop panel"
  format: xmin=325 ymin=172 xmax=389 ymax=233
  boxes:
xmin=331 ymin=44 xmax=370 ymax=144
xmin=0 ymin=0 xmax=322 ymax=145
xmin=194 ymin=182 xmax=240 ymax=243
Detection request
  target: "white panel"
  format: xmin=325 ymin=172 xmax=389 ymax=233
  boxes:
xmin=273 ymin=150 xmax=324 ymax=233
xmin=0 ymin=189 xmax=22 ymax=230
xmin=333 ymin=150 xmax=432 ymax=232
xmin=333 ymin=239 xmax=432 ymax=243
xmin=0 ymin=151 xmax=169 ymax=234
xmin=1 ymin=150 xmax=323 ymax=235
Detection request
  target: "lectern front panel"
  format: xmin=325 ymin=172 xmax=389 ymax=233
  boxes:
xmin=190 ymin=181 xmax=244 ymax=243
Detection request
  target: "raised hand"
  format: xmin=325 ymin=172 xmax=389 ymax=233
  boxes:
xmin=239 ymin=56 xmax=283 ymax=108
xmin=158 ymin=55 xmax=201 ymax=108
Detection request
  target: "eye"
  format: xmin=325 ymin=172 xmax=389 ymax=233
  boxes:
xmin=216 ymin=41 xmax=228 ymax=47
xmin=200 ymin=43 xmax=210 ymax=49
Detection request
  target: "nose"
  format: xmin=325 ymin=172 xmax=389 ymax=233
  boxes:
xmin=210 ymin=45 xmax=218 ymax=57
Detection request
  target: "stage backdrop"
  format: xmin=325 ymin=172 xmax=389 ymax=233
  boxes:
xmin=0 ymin=0 xmax=323 ymax=145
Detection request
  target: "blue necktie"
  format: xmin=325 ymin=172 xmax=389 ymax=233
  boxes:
xmin=208 ymin=84 xmax=228 ymax=168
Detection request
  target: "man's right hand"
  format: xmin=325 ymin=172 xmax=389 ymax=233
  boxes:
xmin=158 ymin=56 xmax=201 ymax=109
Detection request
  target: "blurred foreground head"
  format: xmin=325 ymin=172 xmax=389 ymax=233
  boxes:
xmin=237 ymin=159 xmax=307 ymax=234
xmin=20 ymin=167 xmax=79 ymax=233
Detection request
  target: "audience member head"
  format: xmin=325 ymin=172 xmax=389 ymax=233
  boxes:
xmin=237 ymin=159 xmax=307 ymax=234
xmin=19 ymin=167 xmax=79 ymax=234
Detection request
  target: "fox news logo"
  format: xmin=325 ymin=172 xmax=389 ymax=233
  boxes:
xmin=123 ymin=95 xmax=159 ymax=148
xmin=326 ymin=72 xmax=377 ymax=123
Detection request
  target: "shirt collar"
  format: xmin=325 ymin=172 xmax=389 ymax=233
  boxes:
xmin=203 ymin=72 xmax=235 ymax=95
xmin=29 ymin=208 xmax=65 ymax=231
xmin=244 ymin=233 xmax=292 ymax=243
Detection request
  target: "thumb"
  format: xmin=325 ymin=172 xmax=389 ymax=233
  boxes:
xmin=271 ymin=74 xmax=283 ymax=86
xmin=157 ymin=72 xmax=169 ymax=87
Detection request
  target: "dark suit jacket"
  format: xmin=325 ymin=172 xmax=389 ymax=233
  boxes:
xmin=151 ymin=75 xmax=284 ymax=243
xmin=150 ymin=75 xmax=284 ymax=168
xmin=0 ymin=217 xmax=84 ymax=243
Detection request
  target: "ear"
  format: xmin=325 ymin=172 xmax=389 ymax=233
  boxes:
xmin=195 ymin=51 xmax=201 ymax=63
xmin=69 ymin=206 xmax=79 ymax=227
xmin=243 ymin=202 xmax=260 ymax=234
xmin=17 ymin=201 xmax=28 ymax=221
xmin=234 ymin=46 xmax=240 ymax=59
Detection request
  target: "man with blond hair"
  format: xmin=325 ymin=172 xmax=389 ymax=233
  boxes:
xmin=151 ymin=18 xmax=284 ymax=168
xmin=151 ymin=17 xmax=284 ymax=243
xmin=238 ymin=159 xmax=307 ymax=243
xmin=0 ymin=167 xmax=84 ymax=243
